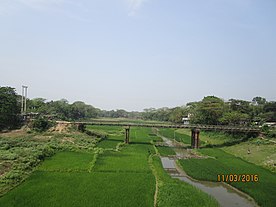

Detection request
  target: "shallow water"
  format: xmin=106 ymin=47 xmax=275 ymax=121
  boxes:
xmin=160 ymin=157 xmax=258 ymax=207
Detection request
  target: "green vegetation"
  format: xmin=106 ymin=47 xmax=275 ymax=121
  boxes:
xmin=0 ymin=125 xmax=222 ymax=206
xmin=151 ymin=155 xmax=219 ymax=207
xmin=159 ymin=128 xmax=252 ymax=147
xmin=0 ymin=130 xmax=98 ymax=195
xmin=223 ymin=138 xmax=276 ymax=172
xmin=0 ymin=131 xmax=156 ymax=206
xmin=156 ymin=146 xmax=176 ymax=156
xmin=158 ymin=128 xmax=191 ymax=144
xmin=87 ymin=125 xmax=124 ymax=149
xmin=93 ymin=144 xmax=153 ymax=173
xmin=32 ymin=117 xmax=53 ymax=132
xmin=0 ymin=162 xmax=155 ymax=207
xmin=1 ymin=85 xmax=275 ymax=127
xmin=178 ymin=148 xmax=276 ymax=207
xmin=38 ymin=151 xmax=94 ymax=172
xmin=0 ymin=87 xmax=21 ymax=130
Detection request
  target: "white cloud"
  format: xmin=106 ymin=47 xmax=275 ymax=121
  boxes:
xmin=125 ymin=0 xmax=149 ymax=16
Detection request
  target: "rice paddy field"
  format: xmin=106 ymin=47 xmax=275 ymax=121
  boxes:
xmin=178 ymin=149 xmax=276 ymax=207
xmin=0 ymin=125 xmax=218 ymax=207
xmin=159 ymin=128 xmax=276 ymax=207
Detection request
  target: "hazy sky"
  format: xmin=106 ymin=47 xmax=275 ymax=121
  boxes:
xmin=0 ymin=0 xmax=275 ymax=111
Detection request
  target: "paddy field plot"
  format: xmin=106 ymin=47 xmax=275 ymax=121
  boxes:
xmin=0 ymin=147 xmax=155 ymax=207
xmin=179 ymin=148 xmax=276 ymax=207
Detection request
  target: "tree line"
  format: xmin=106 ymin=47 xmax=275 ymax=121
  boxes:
xmin=0 ymin=86 xmax=275 ymax=131
xmin=143 ymin=96 xmax=276 ymax=125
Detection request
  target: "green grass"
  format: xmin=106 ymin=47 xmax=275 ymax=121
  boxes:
xmin=96 ymin=135 xmax=124 ymax=149
xmin=86 ymin=125 xmax=124 ymax=149
xmin=130 ymin=127 xmax=159 ymax=143
xmin=3 ymin=126 xmax=259 ymax=207
xmin=86 ymin=125 xmax=124 ymax=136
xmin=38 ymin=151 xmax=94 ymax=172
xmin=0 ymin=171 xmax=155 ymax=207
xmin=89 ymin=117 xmax=169 ymax=124
xmin=158 ymin=128 xmax=191 ymax=144
xmin=178 ymin=148 xmax=276 ymax=207
xmin=94 ymin=144 xmax=153 ymax=173
xmin=223 ymin=137 xmax=276 ymax=172
xmin=0 ymin=127 xmax=158 ymax=206
xmin=156 ymin=146 xmax=176 ymax=156
xmin=152 ymin=156 xmax=219 ymax=207
xmin=167 ymin=129 xmax=240 ymax=146
xmin=0 ymin=147 xmax=155 ymax=207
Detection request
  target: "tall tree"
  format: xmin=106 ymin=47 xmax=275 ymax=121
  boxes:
xmin=0 ymin=87 xmax=21 ymax=130
xmin=195 ymin=96 xmax=225 ymax=125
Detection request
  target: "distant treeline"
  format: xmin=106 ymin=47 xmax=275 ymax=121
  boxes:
xmin=0 ymin=86 xmax=275 ymax=130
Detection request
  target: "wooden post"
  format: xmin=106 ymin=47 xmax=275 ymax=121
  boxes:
xmin=125 ymin=126 xmax=130 ymax=144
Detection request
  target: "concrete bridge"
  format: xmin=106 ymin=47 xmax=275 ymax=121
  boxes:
xmin=56 ymin=121 xmax=261 ymax=148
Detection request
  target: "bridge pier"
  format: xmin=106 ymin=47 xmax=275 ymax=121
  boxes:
xmin=125 ymin=126 xmax=130 ymax=144
xmin=77 ymin=123 xmax=85 ymax=132
xmin=191 ymin=128 xmax=200 ymax=149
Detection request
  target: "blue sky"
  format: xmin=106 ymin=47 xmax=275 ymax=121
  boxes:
xmin=0 ymin=0 xmax=275 ymax=111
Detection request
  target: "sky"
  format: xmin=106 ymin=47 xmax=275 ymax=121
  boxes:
xmin=0 ymin=0 xmax=275 ymax=111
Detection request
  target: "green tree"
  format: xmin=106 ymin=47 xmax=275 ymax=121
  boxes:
xmin=193 ymin=96 xmax=225 ymax=125
xmin=262 ymin=102 xmax=276 ymax=122
xmin=169 ymin=107 xmax=188 ymax=123
xmin=0 ymin=87 xmax=21 ymax=130
xmin=32 ymin=116 xmax=53 ymax=132
xmin=228 ymin=99 xmax=251 ymax=114
xmin=252 ymin=97 xmax=267 ymax=105
xmin=219 ymin=111 xmax=250 ymax=125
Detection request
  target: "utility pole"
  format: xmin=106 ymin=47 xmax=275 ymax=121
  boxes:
xmin=21 ymin=86 xmax=24 ymax=114
xmin=24 ymin=86 xmax=27 ymax=112
xmin=21 ymin=85 xmax=28 ymax=114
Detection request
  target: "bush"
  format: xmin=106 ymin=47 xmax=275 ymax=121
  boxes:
xmin=32 ymin=117 xmax=53 ymax=132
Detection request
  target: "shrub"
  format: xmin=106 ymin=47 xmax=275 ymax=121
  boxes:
xmin=32 ymin=117 xmax=53 ymax=132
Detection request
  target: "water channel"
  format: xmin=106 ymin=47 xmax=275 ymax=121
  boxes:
xmin=159 ymin=136 xmax=258 ymax=207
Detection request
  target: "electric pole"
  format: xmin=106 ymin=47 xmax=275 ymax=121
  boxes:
xmin=21 ymin=85 xmax=28 ymax=114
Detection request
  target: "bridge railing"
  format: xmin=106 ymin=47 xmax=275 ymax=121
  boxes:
xmin=59 ymin=121 xmax=260 ymax=133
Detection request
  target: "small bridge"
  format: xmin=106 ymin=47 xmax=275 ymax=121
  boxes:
xmin=57 ymin=121 xmax=261 ymax=148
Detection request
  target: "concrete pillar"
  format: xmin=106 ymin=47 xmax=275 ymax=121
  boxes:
xmin=125 ymin=126 xmax=130 ymax=144
xmin=191 ymin=128 xmax=200 ymax=149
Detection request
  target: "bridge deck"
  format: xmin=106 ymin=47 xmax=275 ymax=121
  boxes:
xmin=58 ymin=121 xmax=260 ymax=133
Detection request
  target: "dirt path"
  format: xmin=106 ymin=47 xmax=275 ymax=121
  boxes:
xmin=148 ymin=154 xmax=159 ymax=207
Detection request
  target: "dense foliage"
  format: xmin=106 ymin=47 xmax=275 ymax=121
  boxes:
xmin=0 ymin=87 xmax=21 ymax=130
xmin=1 ymin=86 xmax=275 ymax=127
xmin=32 ymin=117 xmax=53 ymax=132
xmin=143 ymin=96 xmax=276 ymax=126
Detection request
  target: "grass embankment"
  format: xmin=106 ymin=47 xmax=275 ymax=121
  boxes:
xmin=223 ymin=137 xmax=276 ymax=172
xmin=178 ymin=148 xmax=276 ymax=207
